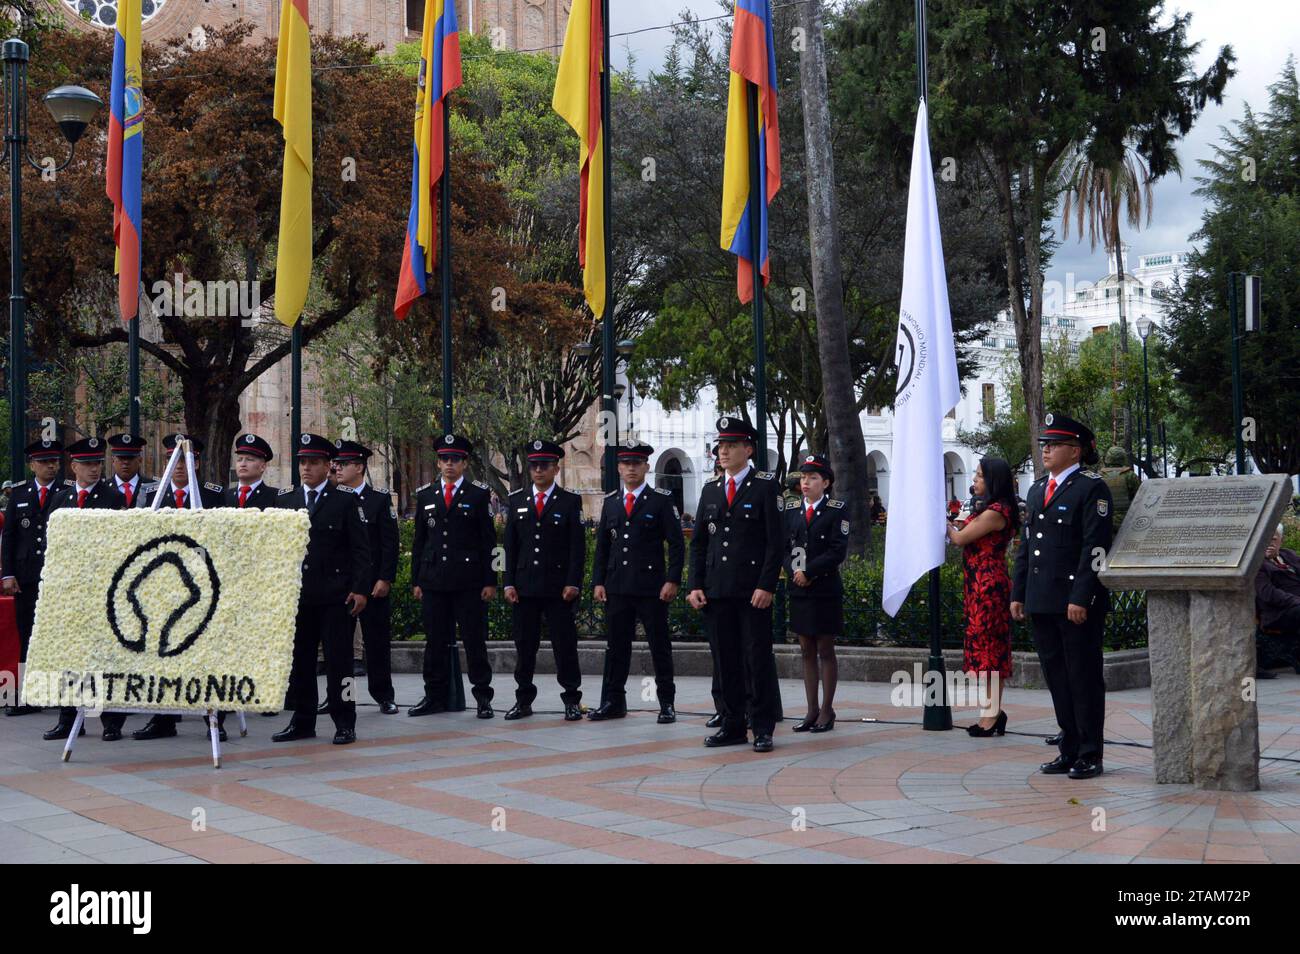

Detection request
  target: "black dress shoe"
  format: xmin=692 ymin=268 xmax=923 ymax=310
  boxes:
xmin=791 ymin=713 xmax=818 ymax=732
xmin=810 ymin=710 xmax=836 ymax=733
xmin=657 ymin=705 xmax=676 ymax=724
xmin=752 ymin=734 xmax=774 ymax=752
xmin=272 ymin=725 xmax=316 ymax=742
xmin=261 ymin=711 xmax=279 ymax=718
xmin=1045 ymin=732 xmax=1064 ymax=745
xmin=476 ymin=702 xmax=494 ymax=719
xmin=379 ymin=701 xmax=399 ymax=715
xmin=5 ymin=704 xmax=41 ymax=716
xmin=333 ymin=728 xmax=357 ymax=745
xmin=1040 ymin=754 xmax=1076 ymax=775
xmin=43 ymin=722 xmax=83 ymax=741
xmin=587 ymin=702 xmax=627 ymax=721
xmin=131 ymin=720 xmax=177 ymax=741
xmin=101 ymin=728 xmax=122 ymax=742
xmin=1068 ymin=757 xmax=1103 ymax=779
xmin=564 ymin=704 xmax=583 ymax=722
xmin=407 ymin=698 xmax=447 ymax=717
xmin=705 ymin=713 xmax=724 ymax=729
xmin=316 ymin=699 xmax=331 ymax=714
xmin=704 ymin=729 xmax=748 ymax=748
xmin=504 ymin=704 xmax=533 ymax=721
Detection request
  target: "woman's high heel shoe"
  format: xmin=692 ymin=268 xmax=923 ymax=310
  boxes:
xmin=966 ymin=710 xmax=1007 ymax=737
xmin=809 ymin=710 xmax=835 ymax=733
xmin=792 ymin=712 xmax=819 ymax=732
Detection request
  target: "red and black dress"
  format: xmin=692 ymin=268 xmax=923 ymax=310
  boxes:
xmin=961 ymin=501 xmax=1014 ymax=679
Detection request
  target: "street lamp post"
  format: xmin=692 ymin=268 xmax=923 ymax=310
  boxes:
xmin=3 ymin=38 xmax=101 ymax=480
xmin=1137 ymin=317 xmax=1153 ymax=476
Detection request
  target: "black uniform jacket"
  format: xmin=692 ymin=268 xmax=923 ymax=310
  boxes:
xmin=273 ymin=483 xmax=373 ymax=607
xmin=48 ymin=478 xmax=126 ymax=514
xmin=592 ymin=485 xmax=685 ymax=597
xmin=1011 ymin=467 xmax=1114 ymax=615
xmin=687 ymin=468 xmax=784 ymax=599
xmin=1 ymin=479 xmax=60 ymax=584
xmin=223 ymin=482 xmax=279 ymax=509
xmin=782 ymin=496 xmax=848 ymax=600
xmin=410 ymin=478 xmax=497 ymax=591
xmin=503 ymin=485 xmax=586 ymax=598
xmin=347 ymin=483 xmax=399 ymax=586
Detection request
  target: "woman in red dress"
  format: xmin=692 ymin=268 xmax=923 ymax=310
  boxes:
xmin=946 ymin=457 xmax=1018 ymax=736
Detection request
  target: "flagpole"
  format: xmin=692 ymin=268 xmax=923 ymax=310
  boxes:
xmin=746 ymin=83 xmax=767 ymax=471
xmin=290 ymin=322 xmax=301 ymax=485
xmin=599 ymin=0 xmax=615 ymax=493
xmin=440 ymin=101 xmax=453 ymax=434
xmin=128 ymin=313 xmax=140 ymax=434
xmin=915 ymin=0 xmax=951 ymax=731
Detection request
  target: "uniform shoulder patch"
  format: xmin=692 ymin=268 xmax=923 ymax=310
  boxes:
xmin=655 ymin=487 xmax=672 ymax=496
xmin=827 ymin=498 xmax=845 ymax=509
xmin=472 ymin=480 xmax=489 ymax=490
xmin=204 ymin=482 xmax=223 ymax=493
xmin=277 ymin=486 xmax=295 ymax=496
xmin=775 ymin=496 xmax=785 ymax=510
xmin=415 ymin=482 xmax=431 ymax=494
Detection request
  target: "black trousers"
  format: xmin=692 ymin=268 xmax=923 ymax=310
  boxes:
xmin=705 ymin=603 xmax=725 ymax=713
xmin=512 ymin=595 xmax=581 ymax=706
xmin=58 ymin=707 xmax=127 ymax=731
xmin=422 ymin=588 xmax=492 ymax=704
xmin=708 ymin=597 xmax=780 ymax=736
xmin=359 ymin=595 xmax=394 ymax=703
xmin=288 ymin=600 xmax=356 ymax=732
xmin=599 ymin=593 xmax=675 ymax=707
xmin=1030 ymin=610 xmax=1107 ymax=761
xmin=14 ymin=584 xmax=37 ymax=662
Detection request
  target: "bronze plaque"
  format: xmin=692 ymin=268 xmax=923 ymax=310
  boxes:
xmin=1108 ymin=478 xmax=1274 ymax=569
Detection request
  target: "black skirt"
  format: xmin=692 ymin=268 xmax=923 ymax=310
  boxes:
xmin=789 ymin=596 xmax=843 ymax=636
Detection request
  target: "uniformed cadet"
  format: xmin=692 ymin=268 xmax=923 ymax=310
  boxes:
xmin=135 ymin=433 xmax=223 ymax=510
xmin=589 ymin=441 xmax=684 ymax=723
xmin=225 ymin=433 xmax=279 ymax=509
xmin=131 ymin=433 xmax=224 ymax=741
xmin=1011 ymin=413 xmax=1114 ymax=780
xmin=1 ymin=439 xmax=61 ymax=720
xmin=330 ymin=439 xmax=399 ymax=714
xmin=46 ymin=437 xmax=128 ymax=741
xmin=271 ymin=434 xmax=372 ymax=745
xmin=409 ymin=434 xmax=497 ymax=718
xmin=784 ymin=454 xmax=848 ymax=733
xmin=686 ymin=417 xmax=784 ymax=752
xmin=503 ymin=439 xmax=586 ymax=721
xmin=106 ymin=433 xmax=150 ymax=507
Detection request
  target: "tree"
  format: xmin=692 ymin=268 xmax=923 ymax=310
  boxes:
xmin=1164 ymin=60 xmax=1300 ymax=476
xmin=836 ymin=0 xmax=1234 ymax=477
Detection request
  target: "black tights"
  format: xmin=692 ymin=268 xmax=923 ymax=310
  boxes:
xmin=798 ymin=635 xmax=837 ymax=724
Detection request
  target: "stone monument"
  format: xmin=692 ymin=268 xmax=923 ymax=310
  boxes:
xmin=1099 ymin=474 xmax=1291 ymax=791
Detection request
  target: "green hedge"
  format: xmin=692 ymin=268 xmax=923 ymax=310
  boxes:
xmin=389 ymin=521 xmax=1148 ymax=652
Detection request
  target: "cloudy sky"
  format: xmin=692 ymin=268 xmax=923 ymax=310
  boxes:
xmin=606 ymin=0 xmax=1295 ymax=295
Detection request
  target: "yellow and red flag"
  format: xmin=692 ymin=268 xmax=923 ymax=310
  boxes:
xmin=552 ymin=0 xmax=606 ymax=317
xmin=106 ymin=0 xmax=143 ymax=322
xmin=273 ymin=0 xmax=312 ymax=326
xmin=394 ymin=0 xmax=463 ymax=319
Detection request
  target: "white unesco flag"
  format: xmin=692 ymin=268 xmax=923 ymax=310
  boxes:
xmin=23 ymin=508 xmax=310 ymax=712
xmin=883 ymin=99 xmax=960 ymax=618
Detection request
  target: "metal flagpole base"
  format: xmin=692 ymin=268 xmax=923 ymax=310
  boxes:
xmin=922 ymin=651 xmax=952 ymax=730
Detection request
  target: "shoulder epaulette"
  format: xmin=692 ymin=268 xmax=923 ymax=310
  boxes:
xmin=63 ymin=478 xmax=75 ymax=487
xmin=509 ymin=488 xmax=525 ymax=497
xmin=604 ymin=489 xmax=619 ymax=498
xmin=142 ymin=482 xmax=159 ymax=494
xmin=278 ymin=486 xmax=295 ymax=496
xmin=655 ymin=487 xmax=672 ymax=496
xmin=754 ymin=471 xmax=775 ymax=480
xmin=335 ymin=484 xmax=355 ymax=493
xmin=473 ymin=480 xmax=489 ymax=491
xmin=827 ymin=498 xmax=845 ymax=509
xmin=1082 ymin=470 xmax=1101 ymax=479
xmin=371 ymin=487 xmax=389 ymax=496
xmin=415 ymin=482 xmax=431 ymax=494
xmin=204 ymin=482 xmax=223 ymax=493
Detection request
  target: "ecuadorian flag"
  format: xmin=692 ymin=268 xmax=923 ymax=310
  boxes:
xmin=106 ymin=0 xmax=143 ymax=322
xmin=720 ymin=0 xmax=781 ymax=304
xmin=394 ymin=0 xmax=462 ymax=320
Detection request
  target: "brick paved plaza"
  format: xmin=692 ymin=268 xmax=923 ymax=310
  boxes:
xmin=2 ymin=672 xmax=1298 ymax=864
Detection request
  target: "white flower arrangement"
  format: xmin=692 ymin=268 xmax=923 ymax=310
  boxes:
xmin=22 ymin=508 xmax=310 ymax=713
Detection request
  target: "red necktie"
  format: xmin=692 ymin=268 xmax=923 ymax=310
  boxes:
xmin=239 ymin=485 xmax=250 ymax=508
xmin=1044 ymin=478 xmax=1057 ymax=505
xmin=77 ymin=489 xmax=88 ymax=509
xmin=624 ymin=492 xmax=634 ymax=516
xmin=727 ymin=478 xmax=736 ymax=506
xmin=38 ymin=485 xmax=47 ymax=509
xmin=806 ymin=505 xmax=814 ymax=525
xmin=535 ymin=492 xmax=545 ymax=517
xmin=175 ymin=488 xmax=186 ymax=509
xmin=444 ymin=482 xmax=454 ymax=508
xmin=122 ymin=483 xmax=133 ymax=508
